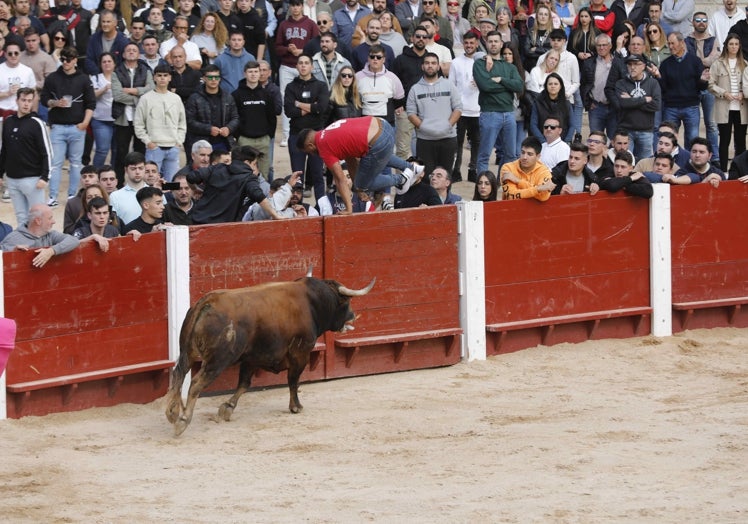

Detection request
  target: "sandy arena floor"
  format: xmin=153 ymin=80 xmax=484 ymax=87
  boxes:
xmin=1 ymin=327 xmax=747 ymax=523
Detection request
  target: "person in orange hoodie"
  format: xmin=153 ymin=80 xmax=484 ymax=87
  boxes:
xmin=500 ymin=135 xmax=556 ymax=200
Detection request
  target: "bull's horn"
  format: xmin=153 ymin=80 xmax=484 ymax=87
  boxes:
xmin=306 ymin=265 xmax=313 ymax=277
xmin=338 ymin=277 xmax=376 ymax=296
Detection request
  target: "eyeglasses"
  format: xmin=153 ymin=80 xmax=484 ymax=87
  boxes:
xmin=369 ymin=54 xmax=384 ymax=60
xmin=595 ymin=43 xmax=610 ymax=47
xmin=543 ymin=124 xmax=559 ymax=130
xmin=422 ymin=1 xmax=434 ymax=4
xmin=413 ymin=34 xmax=428 ymax=39
xmin=693 ymin=17 xmax=708 ymax=23
xmin=54 ymin=36 xmax=67 ymax=41
xmin=6 ymin=51 xmax=19 ymax=56
xmin=317 ymin=20 xmax=328 ymax=25
xmin=340 ymin=73 xmax=353 ymax=78
xmin=647 ymin=29 xmax=659 ymax=34
xmin=173 ymin=25 xmax=188 ymax=30
xmin=205 ymin=75 xmax=220 ymax=80
xmin=587 ymin=138 xmax=604 ymax=145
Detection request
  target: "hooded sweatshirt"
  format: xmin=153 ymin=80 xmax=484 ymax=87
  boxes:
xmin=0 ymin=224 xmax=80 ymax=253
xmin=355 ymin=64 xmax=405 ymax=125
xmin=406 ymin=76 xmax=462 ymax=140
xmin=614 ymin=72 xmax=661 ymax=132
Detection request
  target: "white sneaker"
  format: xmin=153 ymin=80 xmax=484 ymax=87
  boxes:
xmin=280 ymin=139 xmax=288 ymax=147
xmin=394 ymin=163 xmax=424 ymax=195
xmin=2 ymin=190 xmax=9 ymax=202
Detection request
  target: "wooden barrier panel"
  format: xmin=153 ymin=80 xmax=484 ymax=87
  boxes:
xmin=4 ymin=234 xmax=170 ymax=418
xmin=484 ymin=193 xmax=652 ymax=354
xmin=670 ymin=183 xmax=748 ymax=331
xmin=188 ymin=220 xmax=326 ymax=392
xmin=327 ymin=207 xmax=462 ymax=377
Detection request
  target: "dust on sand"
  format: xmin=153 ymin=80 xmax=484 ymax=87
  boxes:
xmin=2 ymin=328 xmax=747 ymax=523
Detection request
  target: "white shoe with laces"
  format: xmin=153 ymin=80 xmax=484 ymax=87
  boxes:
xmin=394 ymin=163 xmax=424 ymax=195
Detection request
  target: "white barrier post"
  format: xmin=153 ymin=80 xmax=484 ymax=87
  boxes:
xmin=457 ymin=201 xmax=487 ymax=361
xmin=649 ymin=183 xmax=672 ymax=337
xmin=166 ymin=226 xmax=192 ymax=399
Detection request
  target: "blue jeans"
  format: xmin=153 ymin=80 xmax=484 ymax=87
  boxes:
xmin=91 ymin=119 xmax=114 ymax=168
xmin=6 ymin=176 xmax=45 ymax=227
xmin=663 ymin=105 xmax=700 ymax=150
xmin=49 ymin=124 xmax=85 ymax=200
xmin=288 ymin=132 xmax=325 ymax=202
xmin=700 ymin=90 xmax=719 ymax=162
xmin=356 ymin=119 xmax=408 ymax=191
xmin=628 ymin=130 xmax=653 ymax=160
xmin=588 ymin=103 xmax=617 ymax=141
xmin=146 ymin=146 xmax=181 ymax=182
xmin=571 ymin=90 xmax=583 ymax=137
xmin=478 ymin=111 xmax=516 ymax=173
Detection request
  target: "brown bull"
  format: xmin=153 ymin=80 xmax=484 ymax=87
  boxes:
xmin=165 ymin=276 xmax=375 ymax=436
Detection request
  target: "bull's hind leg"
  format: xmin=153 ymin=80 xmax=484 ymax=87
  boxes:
xmin=165 ymin=352 xmax=192 ymax=424
xmin=218 ymin=360 xmax=256 ymax=422
xmin=173 ymin=363 xmax=224 ymax=437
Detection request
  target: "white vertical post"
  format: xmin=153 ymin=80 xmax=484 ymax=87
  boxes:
xmin=649 ymin=183 xmax=672 ymax=337
xmin=166 ymin=226 xmax=192 ymax=399
xmin=0 ymin=251 xmax=6 ymax=420
xmin=457 ymin=201 xmax=487 ymax=361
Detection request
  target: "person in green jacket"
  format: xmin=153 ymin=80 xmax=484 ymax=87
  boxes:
xmin=473 ymin=31 xmax=524 ymax=173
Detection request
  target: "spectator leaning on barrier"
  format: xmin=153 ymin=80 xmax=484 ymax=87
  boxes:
xmin=597 ymin=150 xmax=653 ymax=199
xmin=123 ymin=186 xmax=169 ymax=234
xmin=0 ymin=204 xmax=81 ymax=267
xmin=551 ymin=142 xmax=599 ymax=195
xmin=501 ymin=136 xmax=556 ymax=201
xmin=672 ymin=136 xmax=726 ymax=187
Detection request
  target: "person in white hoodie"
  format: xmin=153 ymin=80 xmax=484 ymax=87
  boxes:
xmin=355 ymin=44 xmax=405 ymax=126
xmin=134 ymin=63 xmax=187 ymax=181
xmin=536 ymin=28 xmax=581 ymax=139
xmin=448 ymin=31 xmax=482 ymax=182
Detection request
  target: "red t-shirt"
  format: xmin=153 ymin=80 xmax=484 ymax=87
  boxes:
xmin=315 ymin=116 xmax=373 ymax=168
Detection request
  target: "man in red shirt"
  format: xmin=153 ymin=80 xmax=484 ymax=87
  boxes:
xmin=297 ymin=116 xmax=423 ymax=214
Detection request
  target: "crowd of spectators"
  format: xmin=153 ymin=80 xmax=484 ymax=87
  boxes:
xmin=1 ymin=0 xmax=748 ymax=261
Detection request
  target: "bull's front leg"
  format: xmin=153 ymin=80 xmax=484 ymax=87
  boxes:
xmin=286 ymin=358 xmax=307 ymax=414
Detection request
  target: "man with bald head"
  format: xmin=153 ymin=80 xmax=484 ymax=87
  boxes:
xmin=0 ymin=204 xmax=81 ymax=267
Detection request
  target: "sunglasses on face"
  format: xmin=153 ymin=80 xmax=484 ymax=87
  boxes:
xmin=54 ymin=35 xmax=67 ymax=41
xmin=6 ymin=51 xmax=19 ymax=56
xmin=587 ymin=139 xmax=604 ymax=145
xmin=340 ymin=73 xmax=353 ymax=78
xmin=413 ymin=34 xmax=428 ymax=39
xmin=317 ymin=19 xmax=328 ymax=25
xmin=369 ymin=54 xmax=384 ymax=60
xmin=205 ymin=75 xmax=220 ymax=80
xmin=693 ymin=17 xmax=707 ymax=23
xmin=647 ymin=29 xmax=659 ymax=34
xmin=543 ymin=125 xmax=558 ymax=130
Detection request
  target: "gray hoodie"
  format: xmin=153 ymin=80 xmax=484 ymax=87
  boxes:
xmin=0 ymin=224 xmax=80 ymax=254
xmin=406 ymin=76 xmax=462 ymax=141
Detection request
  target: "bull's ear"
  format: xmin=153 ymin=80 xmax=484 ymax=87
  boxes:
xmin=306 ymin=265 xmax=313 ymax=278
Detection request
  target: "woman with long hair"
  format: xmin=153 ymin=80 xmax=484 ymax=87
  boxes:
xmin=495 ymin=7 xmax=520 ymax=50
xmin=612 ymin=21 xmax=633 ymax=58
xmin=709 ymin=33 xmax=748 ymax=171
xmin=523 ymin=4 xmax=553 ymax=71
xmin=569 ymin=7 xmax=599 ymax=65
xmin=36 ymin=0 xmax=56 ymax=30
xmin=190 ymin=12 xmax=228 ymax=66
xmin=72 ymin=184 xmax=123 ymax=234
xmin=90 ymin=52 xmax=117 ymax=167
xmin=644 ymin=22 xmax=670 ymax=67
xmin=472 ymin=171 xmax=499 ymax=201
xmin=327 ymin=66 xmax=362 ymax=124
xmin=48 ymin=27 xmax=70 ymax=66
xmin=530 ymin=72 xmax=573 ymax=142
xmin=526 ymin=48 xmax=559 ymax=94
xmin=501 ymin=43 xmax=531 ymax=160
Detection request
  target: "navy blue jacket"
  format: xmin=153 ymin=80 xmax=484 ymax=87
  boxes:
xmin=84 ymin=31 xmax=130 ymax=75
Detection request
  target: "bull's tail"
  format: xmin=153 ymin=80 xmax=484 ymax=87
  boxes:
xmin=165 ymin=303 xmax=202 ymax=424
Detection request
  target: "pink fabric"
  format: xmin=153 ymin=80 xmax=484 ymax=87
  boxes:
xmin=0 ymin=317 xmax=17 ymax=376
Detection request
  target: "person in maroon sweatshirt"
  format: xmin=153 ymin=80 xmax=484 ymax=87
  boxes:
xmin=275 ymin=0 xmax=318 ymax=146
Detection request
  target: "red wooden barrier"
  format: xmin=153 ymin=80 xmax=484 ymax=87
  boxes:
xmin=670 ymin=183 xmax=748 ymax=331
xmin=327 ymin=207 xmax=462 ymax=377
xmin=186 ymin=208 xmax=462 ymax=393
xmin=4 ymin=234 xmax=170 ymax=418
xmin=484 ymin=192 xmax=652 ymax=354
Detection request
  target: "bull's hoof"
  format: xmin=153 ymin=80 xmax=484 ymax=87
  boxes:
xmin=289 ymin=404 xmax=303 ymax=414
xmin=165 ymin=403 xmax=180 ymax=424
xmin=218 ymin=403 xmax=234 ymax=421
xmin=173 ymin=417 xmax=190 ymax=437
